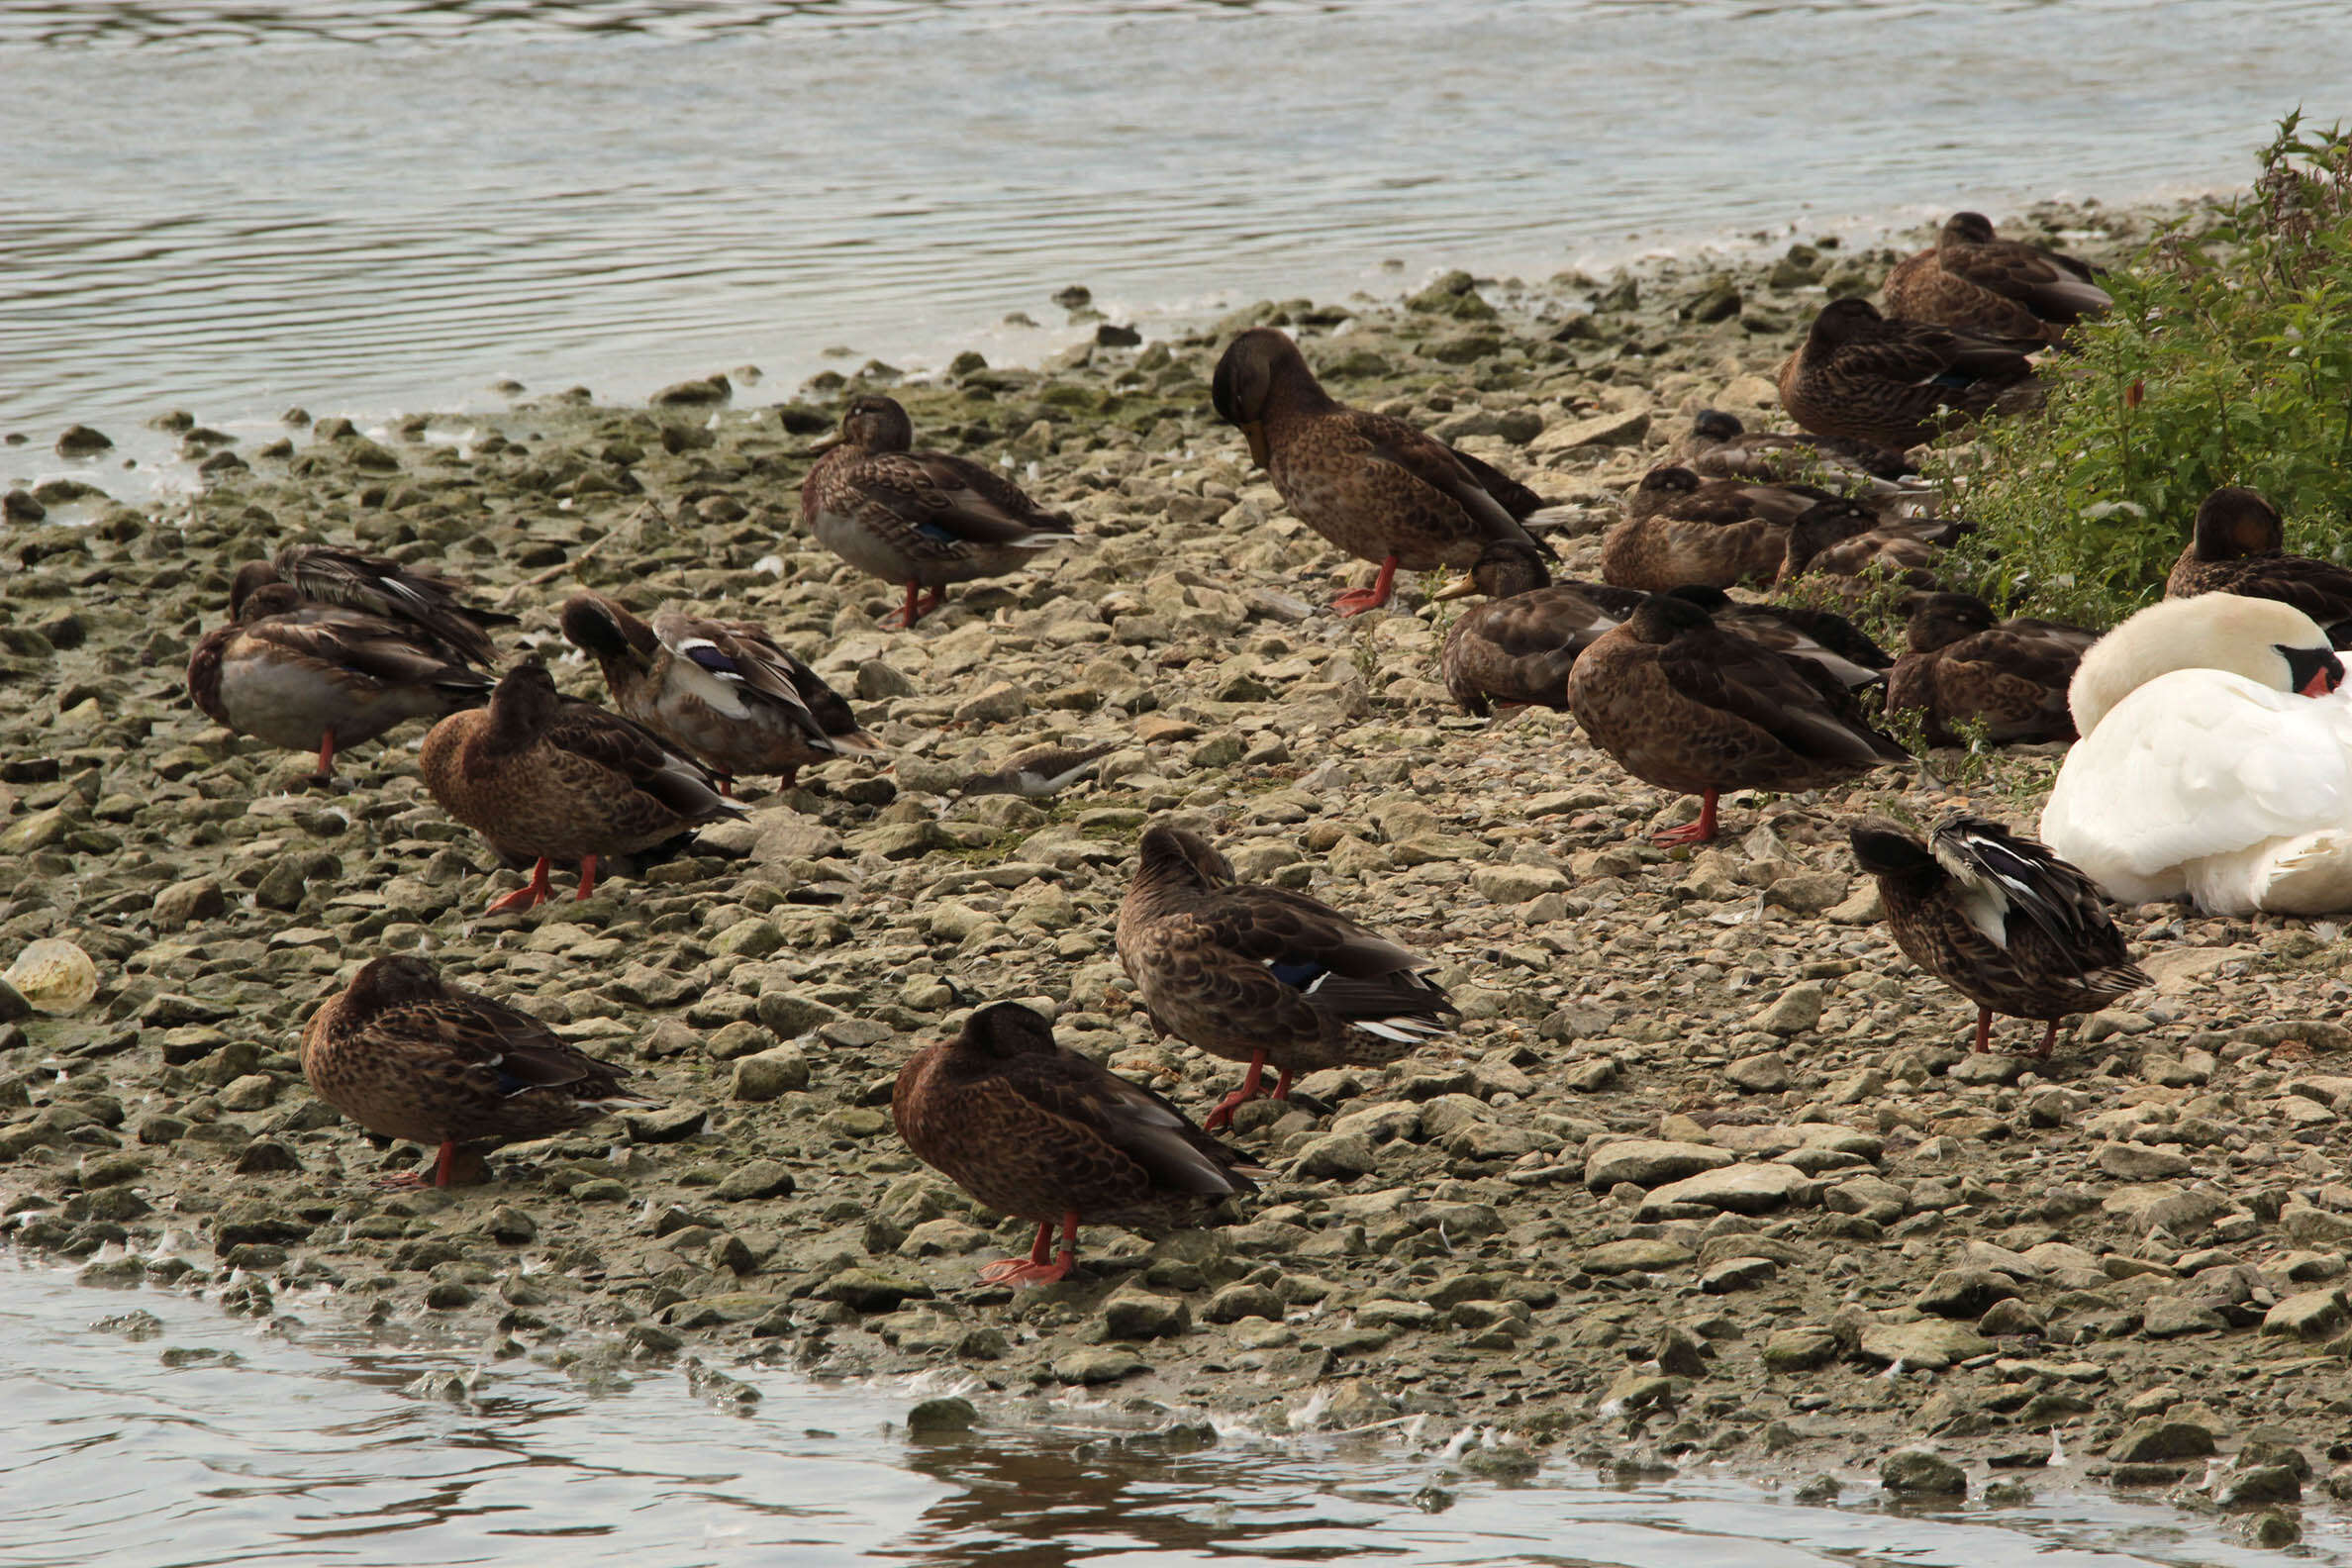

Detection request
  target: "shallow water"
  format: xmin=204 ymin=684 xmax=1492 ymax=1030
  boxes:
xmin=3 ymin=0 xmax=2348 ymax=462
xmin=3 ymin=1254 xmax=2342 ymax=1567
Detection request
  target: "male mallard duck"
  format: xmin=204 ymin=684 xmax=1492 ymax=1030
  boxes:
xmin=1210 ymin=326 xmax=1560 ymax=615
xmin=1886 ymin=592 xmax=2096 ymax=745
xmin=893 ymin=1001 xmax=1265 ymax=1287
xmin=233 ymin=543 xmax=517 ymax=668
xmin=1775 ymin=500 xmax=1973 ymax=594
xmin=1118 ymin=822 xmax=1458 ymax=1130
xmin=1433 ymin=545 xmax=1886 ymax=717
xmin=801 ymin=394 xmax=1077 ymax=629
xmin=1675 ymin=409 xmax=1916 ymax=486
xmin=187 ymin=582 xmax=491 ymax=783
xmin=420 ymin=658 xmax=742 ymax=913
xmin=2165 ymin=487 xmax=2352 ymax=643
xmin=1882 ymin=213 xmax=2111 ymax=346
xmin=1601 ymin=466 xmax=1825 ymax=592
xmin=302 ymin=953 xmax=655 ymax=1187
xmin=1568 ymin=593 xmax=1909 ymax=844
xmin=1849 ymin=815 xmax=2147 ymax=1056
xmin=559 ymin=592 xmax=882 ymax=792
xmin=1777 ymin=298 xmax=2040 ymax=452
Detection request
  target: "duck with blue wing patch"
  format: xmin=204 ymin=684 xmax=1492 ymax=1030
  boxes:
xmin=1118 ymin=822 xmax=1459 ymax=1132
xmin=1849 ymin=814 xmax=2148 ymax=1058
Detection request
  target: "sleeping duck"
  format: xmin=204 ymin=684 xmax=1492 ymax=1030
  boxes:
xmin=801 ymin=394 xmax=1078 ymax=629
xmin=1849 ymin=815 xmax=2147 ymax=1057
xmin=2165 ymin=487 xmax=2352 ymax=645
xmin=1776 ymin=501 xmax=1974 ymax=595
xmin=893 ymin=1001 xmax=1264 ymax=1287
xmin=1601 ymin=466 xmax=1826 ymax=591
xmin=233 ymin=543 xmax=517 ymax=669
xmin=1887 ymin=592 xmax=2097 ymax=745
xmin=1675 ymin=409 xmax=1916 ymax=487
xmin=187 ymin=582 xmax=490 ymax=784
xmin=1118 ymin=822 xmax=1458 ymax=1130
xmin=1881 ymin=213 xmax=2111 ymax=347
xmin=560 ymin=592 xmax=882 ymax=791
xmin=1777 ymin=298 xmax=2040 ymax=453
xmin=1568 ymin=592 xmax=1910 ymax=844
xmin=1211 ymin=327 xmax=1561 ymax=615
xmin=2041 ymin=594 xmax=2352 ymax=914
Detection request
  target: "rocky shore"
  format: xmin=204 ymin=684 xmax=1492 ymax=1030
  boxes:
xmin=4 ymin=192 xmax=2342 ymax=1541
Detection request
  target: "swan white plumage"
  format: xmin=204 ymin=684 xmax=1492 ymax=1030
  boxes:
xmin=2041 ymin=594 xmax=2352 ymax=914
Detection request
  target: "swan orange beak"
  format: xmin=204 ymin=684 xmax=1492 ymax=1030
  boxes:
xmin=2304 ymin=667 xmax=2339 ymax=697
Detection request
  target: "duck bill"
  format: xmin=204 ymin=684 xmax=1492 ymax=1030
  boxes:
xmin=1431 ymin=575 xmax=1479 ymax=602
xmin=803 ymin=432 xmax=844 ymax=456
xmin=1239 ymin=421 xmax=1271 ymax=469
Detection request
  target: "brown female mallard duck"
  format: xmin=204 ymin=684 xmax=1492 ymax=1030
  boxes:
xmin=1210 ymin=326 xmax=1559 ymax=615
xmin=801 ymin=394 xmax=1078 ymax=629
xmin=559 ymin=592 xmax=883 ymax=792
xmin=1775 ymin=500 xmax=1974 ymax=593
xmin=1777 ymin=298 xmax=2040 ymax=452
xmin=1433 ymin=545 xmax=1887 ymax=716
xmin=1849 ymin=815 xmax=2147 ymax=1056
xmin=1601 ymin=466 xmax=1827 ymax=592
xmin=2165 ymin=487 xmax=2352 ymax=643
xmin=302 ymin=953 xmax=655 ymax=1187
xmin=893 ymin=1001 xmax=1265 ymax=1287
xmin=1568 ymin=593 xmax=1909 ymax=844
xmin=1675 ymin=409 xmax=1917 ymax=486
xmin=186 ymin=582 xmax=491 ymax=784
xmin=1118 ymin=822 xmax=1458 ymax=1130
xmin=233 ymin=543 xmax=517 ymax=668
xmin=420 ymin=658 xmax=741 ymax=913
xmin=1882 ymin=213 xmax=2111 ymax=346
xmin=1886 ymin=592 xmax=2097 ymax=745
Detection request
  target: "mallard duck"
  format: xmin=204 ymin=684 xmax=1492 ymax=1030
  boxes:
xmin=1434 ymin=545 xmax=1886 ymax=717
xmin=1777 ymin=298 xmax=2040 ymax=452
xmin=1118 ymin=821 xmax=1458 ymax=1130
xmin=2043 ymin=595 xmax=2352 ymax=914
xmin=420 ymin=658 xmax=742 ymax=913
xmin=1568 ymin=593 xmax=1909 ymax=844
xmin=1882 ymin=213 xmax=2111 ymax=346
xmin=187 ymin=582 xmax=491 ymax=783
xmin=1849 ymin=815 xmax=2147 ymax=1056
xmin=955 ymin=738 xmax=1120 ymax=799
xmin=801 ymin=394 xmax=1077 ymax=629
xmin=233 ymin=543 xmax=517 ymax=668
xmin=2165 ymin=487 xmax=2352 ymax=643
xmin=893 ymin=1001 xmax=1265 ymax=1287
xmin=1886 ymin=592 xmax=2096 ymax=745
xmin=559 ymin=592 xmax=882 ymax=792
xmin=1675 ymin=409 xmax=1917 ymax=486
xmin=1601 ymin=467 xmax=1825 ymax=592
xmin=1210 ymin=326 xmax=1560 ymax=615
xmin=301 ymin=953 xmax=655 ymax=1187
xmin=1775 ymin=500 xmax=1973 ymax=593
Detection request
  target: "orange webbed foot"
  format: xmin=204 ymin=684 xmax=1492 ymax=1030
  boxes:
xmin=977 ymin=1255 xmax=1074 ymax=1288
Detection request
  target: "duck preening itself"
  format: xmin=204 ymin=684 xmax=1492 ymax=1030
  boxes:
xmin=1881 ymin=212 xmax=2111 ymax=346
xmin=892 ymin=1001 xmax=1265 ymax=1287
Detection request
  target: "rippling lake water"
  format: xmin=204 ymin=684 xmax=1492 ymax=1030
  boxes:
xmin=3 ymin=1256 xmax=2344 ymax=1567
xmin=3 ymin=0 xmax=2349 ymax=452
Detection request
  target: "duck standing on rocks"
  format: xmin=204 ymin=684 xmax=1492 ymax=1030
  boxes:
xmin=302 ymin=953 xmax=656 ymax=1188
xmin=1569 ymin=593 xmax=1910 ymax=844
xmin=421 ymin=658 xmax=742 ymax=913
xmin=234 ymin=543 xmax=518 ymax=668
xmin=1118 ymin=822 xmax=1458 ymax=1130
xmin=187 ymin=582 xmax=492 ymax=784
xmin=800 ymin=393 xmax=1078 ymax=630
xmin=1881 ymin=212 xmax=2111 ymax=346
xmin=559 ymin=591 xmax=882 ymax=792
xmin=893 ymin=1001 xmax=1265 ymax=1287
xmin=1886 ymin=592 xmax=2097 ymax=744
xmin=1210 ymin=326 xmax=1561 ymax=615
xmin=1849 ymin=815 xmax=2148 ymax=1056
xmin=2165 ymin=487 xmax=2352 ymax=644
xmin=1777 ymin=298 xmax=2040 ymax=452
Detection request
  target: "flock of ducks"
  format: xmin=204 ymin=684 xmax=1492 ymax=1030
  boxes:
xmin=171 ymin=210 xmax=2352 ymax=1284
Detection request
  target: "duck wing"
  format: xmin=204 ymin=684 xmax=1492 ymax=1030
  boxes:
xmin=248 ymin=606 xmax=491 ymax=700
xmin=1928 ymin=816 xmax=2142 ymax=983
xmin=1943 ymin=243 xmax=2113 ymax=324
xmin=1666 ymin=627 xmax=1910 ymax=768
xmin=378 ymin=986 xmax=646 ymax=1103
xmin=651 ymin=612 xmax=873 ymax=748
xmin=998 ymin=1048 xmax=1265 ymax=1199
xmin=849 ymin=450 xmax=1076 ymax=547
xmin=1340 ymin=412 xmax=1558 ymax=558
xmin=539 ymin=695 xmax=740 ymax=821
xmin=1185 ymin=885 xmax=1459 ymax=1042
xmin=276 ymin=544 xmax=516 ymax=667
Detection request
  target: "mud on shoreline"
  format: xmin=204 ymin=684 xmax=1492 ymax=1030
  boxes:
xmin=5 ymin=192 xmax=2346 ymax=1539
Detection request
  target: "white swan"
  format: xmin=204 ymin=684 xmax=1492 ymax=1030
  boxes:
xmin=2041 ymin=594 xmax=2352 ymax=914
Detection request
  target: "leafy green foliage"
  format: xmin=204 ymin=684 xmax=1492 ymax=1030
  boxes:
xmin=1938 ymin=113 xmax=2352 ymax=627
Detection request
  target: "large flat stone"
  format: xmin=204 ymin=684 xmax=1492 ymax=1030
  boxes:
xmin=1638 ymin=1162 xmax=1811 ymax=1218
xmin=1583 ymin=1138 xmax=1732 ymax=1192
xmin=1856 ymin=1321 xmax=1994 ymax=1370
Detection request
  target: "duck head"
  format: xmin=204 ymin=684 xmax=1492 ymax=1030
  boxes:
xmin=558 ymin=591 xmax=658 ymax=672
xmin=1805 ymin=297 xmax=1887 ymax=356
xmin=1847 ymin=817 xmax=1937 ymax=885
xmin=1940 ymin=212 xmax=1998 ymax=247
xmin=229 ymin=559 xmax=286 ymax=618
xmin=1135 ymin=820 xmax=1236 ymax=889
xmin=1624 ymin=591 xmax=1716 ymax=644
xmin=1434 ymin=539 xmax=1553 ymax=602
xmin=1778 ymin=497 xmax=1881 ymax=581
xmin=1210 ymin=328 xmax=1319 ymax=468
xmin=1689 ymin=410 xmax=1745 ymax=443
xmin=811 ymin=394 xmax=914 ymax=457
xmin=236 ymin=581 xmax=306 ymax=624
xmin=2069 ymin=593 xmax=2343 ymax=735
xmin=950 ymin=1000 xmax=1059 ymax=1061
xmin=2190 ymin=486 xmax=2285 ymax=564
xmin=1905 ymin=592 xmax=1999 ymax=655
xmin=1634 ymin=465 xmax=1702 ymax=502
xmin=340 ymin=953 xmax=446 ymax=1014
